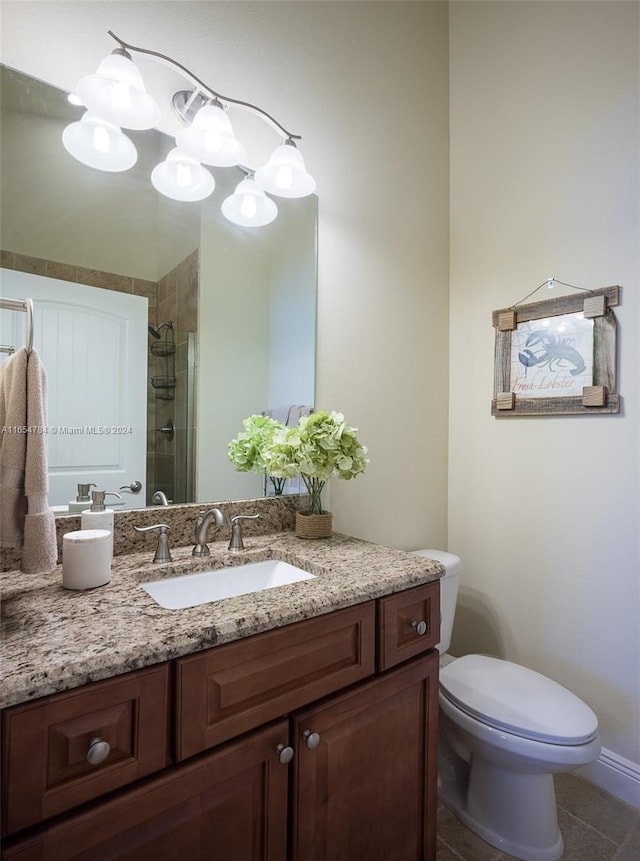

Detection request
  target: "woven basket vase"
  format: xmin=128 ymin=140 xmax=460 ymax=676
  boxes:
xmin=295 ymin=511 xmax=333 ymax=539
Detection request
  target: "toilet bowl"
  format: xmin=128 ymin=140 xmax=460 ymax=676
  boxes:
xmin=412 ymin=550 xmax=601 ymax=861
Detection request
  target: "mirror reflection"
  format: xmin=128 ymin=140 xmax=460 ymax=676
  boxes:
xmin=0 ymin=65 xmax=317 ymax=510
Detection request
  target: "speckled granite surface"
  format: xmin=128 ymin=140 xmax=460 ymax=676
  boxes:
xmin=1 ymin=495 xmax=299 ymax=572
xmin=0 ymin=530 xmax=443 ymax=710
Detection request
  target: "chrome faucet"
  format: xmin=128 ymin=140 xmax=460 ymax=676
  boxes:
xmin=152 ymin=490 xmax=169 ymax=506
xmin=192 ymin=508 xmax=226 ymax=557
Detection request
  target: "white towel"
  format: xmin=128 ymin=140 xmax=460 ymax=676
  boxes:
xmin=0 ymin=347 xmax=58 ymax=573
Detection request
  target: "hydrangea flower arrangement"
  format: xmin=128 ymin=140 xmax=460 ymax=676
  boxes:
xmin=263 ymin=410 xmax=368 ymax=514
xmin=227 ymin=414 xmax=288 ymax=495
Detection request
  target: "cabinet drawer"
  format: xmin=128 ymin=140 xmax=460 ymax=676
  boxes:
xmin=176 ymin=601 xmax=376 ymax=760
xmin=377 ymin=582 xmax=440 ymax=671
xmin=1 ymin=664 xmax=169 ymax=837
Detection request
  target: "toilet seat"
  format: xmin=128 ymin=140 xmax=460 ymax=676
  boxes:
xmin=440 ymin=654 xmax=598 ymax=745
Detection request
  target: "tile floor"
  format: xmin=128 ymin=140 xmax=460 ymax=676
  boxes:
xmin=437 ymin=772 xmax=640 ymax=861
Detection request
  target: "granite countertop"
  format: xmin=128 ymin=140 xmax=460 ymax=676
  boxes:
xmin=0 ymin=531 xmax=443 ymax=710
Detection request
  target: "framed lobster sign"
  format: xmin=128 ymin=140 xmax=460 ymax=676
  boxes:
xmin=492 ymin=285 xmax=620 ymax=416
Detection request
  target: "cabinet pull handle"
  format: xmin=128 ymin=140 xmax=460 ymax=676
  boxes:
xmin=276 ymin=743 xmax=294 ymax=764
xmin=303 ymin=730 xmax=320 ymax=750
xmin=411 ymin=620 xmax=427 ymax=636
xmin=86 ymin=737 xmax=111 ymax=766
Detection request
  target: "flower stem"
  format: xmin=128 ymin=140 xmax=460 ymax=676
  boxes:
xmin=302 ymin=477 xmax=326 ymax=514
xmin=269 ymin=476 xmax=286 ymax=496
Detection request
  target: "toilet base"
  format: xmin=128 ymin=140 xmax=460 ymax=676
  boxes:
xmin=439 ymin=754 xmax=564 ymax=861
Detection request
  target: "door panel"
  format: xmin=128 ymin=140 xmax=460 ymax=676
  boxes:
xmin=1 ymin=268 xmax=146 ymax=507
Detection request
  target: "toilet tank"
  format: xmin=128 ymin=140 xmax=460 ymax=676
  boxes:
xmin=411 ymin=549 xmax=461 ymax=654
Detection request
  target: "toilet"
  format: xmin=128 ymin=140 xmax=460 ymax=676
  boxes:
xmin=413 ymin=550 xmax=601 ymax=861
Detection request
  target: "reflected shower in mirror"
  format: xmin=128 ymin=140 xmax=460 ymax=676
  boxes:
xmin=0 ymin=64 xmax=317 ymax=509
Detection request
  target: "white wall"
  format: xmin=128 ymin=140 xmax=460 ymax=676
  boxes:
xmin=449 ymin=0 xmax=639 ymax=796
xmin=196 ymin=171 xmax=317 ymax=503
xmin=267 ymin=197 xmax=317 ymax=410
xmin=198 ymin=182 xmax=271 ymax=503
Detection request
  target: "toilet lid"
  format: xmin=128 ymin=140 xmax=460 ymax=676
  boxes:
xmin=440 ymin=655 xmax=598 ymax=745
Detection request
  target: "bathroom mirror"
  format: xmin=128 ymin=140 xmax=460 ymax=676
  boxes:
xmin=0 ymin=64 xmax=317 ymax=509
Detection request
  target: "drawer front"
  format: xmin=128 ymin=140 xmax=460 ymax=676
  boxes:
xmin=377 ymin=582 xmax=440 ymax=671
xmin=1 ymin=664 xmax=169 ymax=836
xmin=176 ymin=602 xmax=376 ymax=760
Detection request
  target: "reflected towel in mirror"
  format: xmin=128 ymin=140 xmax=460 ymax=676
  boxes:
xmin=0 ymin=346 xmax=57 ymax=572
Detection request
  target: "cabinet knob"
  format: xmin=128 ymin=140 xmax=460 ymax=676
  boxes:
xmin=411 ymin=620 xmax=427 ymax=636
xmin=86 ymin=737 xmax=111 ymax=766
xmin=303 ymin=730 xmax=320 ymax=750
xmin=276 ymin=743 xmax=294 ymax=764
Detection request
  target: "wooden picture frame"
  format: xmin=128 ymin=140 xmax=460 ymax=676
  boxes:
xmin=491 ymin=286 xmax=620 ymax=416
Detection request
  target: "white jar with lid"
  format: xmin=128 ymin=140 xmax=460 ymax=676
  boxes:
xmin=62 ymin=529 xmax=112 ymax=590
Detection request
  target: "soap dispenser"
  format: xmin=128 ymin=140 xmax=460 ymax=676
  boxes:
xmin=81 ymin=490 xmax=122 ymax=562
xmin=68 ymin=483 xmax=97 ymax=513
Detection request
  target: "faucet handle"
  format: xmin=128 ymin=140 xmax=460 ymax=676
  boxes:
xmin=229 ymin=514 xmax=260 ymax=551
xmin=133 ymin=524 xmax=172 ymax=563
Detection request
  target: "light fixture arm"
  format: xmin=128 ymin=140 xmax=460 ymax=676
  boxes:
xmin=107 ymin=30 xmax=302 ymax=141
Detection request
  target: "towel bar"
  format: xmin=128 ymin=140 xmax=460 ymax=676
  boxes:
xmin=0 ymin=296 xmax=34 ymax=355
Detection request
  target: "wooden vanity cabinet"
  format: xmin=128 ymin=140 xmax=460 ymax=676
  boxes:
xmin=1 ymin=581 xmax=440 ymax=861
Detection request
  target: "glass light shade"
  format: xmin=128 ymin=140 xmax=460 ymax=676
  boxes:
xmin=221 ymin=177 xmax=278 ymax=227
xmin=76 ymin=52 xmax=160 ymax=130
xmin=176 ymin=103 xmax=246 ymax=167
xmin=151 ymin=148 xmax=215 ymax=202
xmin=254 ymin=143 xmax=316 ymax=198
xmin=62 ymin=112 xmax=137 ymax=172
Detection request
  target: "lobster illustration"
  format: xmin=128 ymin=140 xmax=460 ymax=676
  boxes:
xmin=518 ymin=331 xmax=586 ymax=376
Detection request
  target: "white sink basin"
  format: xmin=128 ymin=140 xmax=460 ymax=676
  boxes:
xmin=141 ymin=559 xmax=316 ymax=610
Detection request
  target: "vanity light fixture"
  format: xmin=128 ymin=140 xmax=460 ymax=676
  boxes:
xmin=62 ymin=31 xmax=316 ymax=226
xmin=62 ymin=111 xmax=138 ymax=172
xmin=151 ymin=148 xmax=216 ymax=202
xmin=75 ymin=48 xmax=161 ymax=130
xmin=221 ymin=176 xmax=278 ymax=227
xmin=254 ymin=140 xmax=316 ymax=198
xmin=175 ymin=98 xmax=246 ymax=167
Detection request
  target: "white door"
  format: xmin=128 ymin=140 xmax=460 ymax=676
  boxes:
xmin=0 ymin=268 xmax=147 ymax=509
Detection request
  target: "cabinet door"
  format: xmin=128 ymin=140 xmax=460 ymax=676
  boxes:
xmin=291 ymin=654 xmax=439 ymax=861
xmin=1 ymin=720 xmax=290 ymax=861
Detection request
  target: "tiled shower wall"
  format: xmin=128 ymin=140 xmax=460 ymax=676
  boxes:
xmin=148 ymin=249 xmax=198 ymax=504
xmin=1 ymin=248 xmax=198 ymax=507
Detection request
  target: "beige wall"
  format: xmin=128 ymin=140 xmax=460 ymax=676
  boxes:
xmin=315 ymin=1 xmax=450 ymax=549
xmin=449 ymin=0 xmax=639 ymax=783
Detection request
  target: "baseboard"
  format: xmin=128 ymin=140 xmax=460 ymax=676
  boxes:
xmin=576 ymin=747 xmax=640 ymax=809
